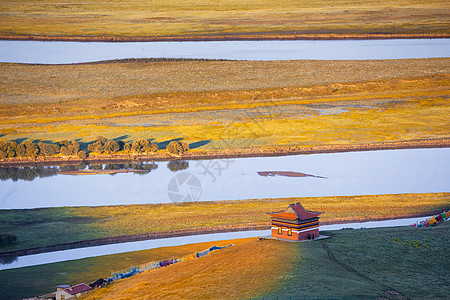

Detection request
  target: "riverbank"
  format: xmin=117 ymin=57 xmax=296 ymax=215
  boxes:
xmin=2 ymin=33 xmax=450 ymax=42
xmin=1 ymin=139 xmax=449 ymax=167
xmin=1 ymin=193 xmax=448 ymax=256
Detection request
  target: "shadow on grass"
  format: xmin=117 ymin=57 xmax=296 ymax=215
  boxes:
xmin=189 ymin=140 xmax=211 ymax=149
xmin=157 ymin=138 xmax=183 ymax=150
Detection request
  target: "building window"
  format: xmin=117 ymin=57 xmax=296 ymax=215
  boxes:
xmin=61 ymin=295 xmax=65 ymax=300
xmin=287 ymin=229 xmax=292 ymax=236
xmin=278 ymin=227 xmax=282 ymax=235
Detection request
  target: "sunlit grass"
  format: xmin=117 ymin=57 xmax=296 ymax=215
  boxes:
xmin=0 ymin=0 xmax=448 ymax=38
xmin=1 ymin=193 xmax=448 ymax=251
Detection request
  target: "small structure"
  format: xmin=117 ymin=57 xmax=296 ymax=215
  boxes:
xmin=268 ymin=202 xmax=323 ymax=241
xmin=55 ymin=283 xmax=92 ymax=300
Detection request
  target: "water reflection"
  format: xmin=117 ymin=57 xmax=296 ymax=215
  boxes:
xmin=0 ymin=162 xmax=159 ymax=181
xmin=0 ymin=148 xmax=448 ymax=209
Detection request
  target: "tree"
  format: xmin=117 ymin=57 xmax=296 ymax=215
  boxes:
xmin=103 ymin=140 xmax=120 ymax=154
xmin=16 ymin=143 xmax=26 ymax=157
xmin=131 ymin=139 xmax=158 ymax=154
xmin=88 ymin=140 xmax=103 ymax=153
xmin=60 ymin=145 xmax=71 ymax=156
xmin=166 ymin=141 xmax=189 ymax=155
xmin=38 ymin=142 xmax=59 ymax=157
xmin=77 ymin=150 xmax=87 ymax=159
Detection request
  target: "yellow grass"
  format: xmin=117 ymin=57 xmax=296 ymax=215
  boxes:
xmin=0 ymin=59 xmax=448 ymax=149
xmin=65 ymin=193 xmax=450 ymax=236
xmin=1 ymin=0 xmax=449 ymax=38
xmin=81 ymin=239 xmax=296 ymax=300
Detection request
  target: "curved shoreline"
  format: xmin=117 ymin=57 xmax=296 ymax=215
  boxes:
xmin=0 ymin=211 xmax=443 ymax=259
xmin=0 ymin=139 xmax=448 ymax=167
xmin=1 ymin=33 xmax=449 ymax=42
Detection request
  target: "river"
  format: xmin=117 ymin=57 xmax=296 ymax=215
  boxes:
xmin=0 ymin=39 xmax=449 ymax=64
xmin=0 ymin=148 xmax=449 ymax=209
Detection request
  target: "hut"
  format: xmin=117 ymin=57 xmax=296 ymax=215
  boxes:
xmin=268 ymin=202 xmax=323 ymax=241
xmin=55 ymin=283 xmax=91 ymax=300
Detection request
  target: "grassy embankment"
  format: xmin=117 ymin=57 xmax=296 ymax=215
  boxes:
xmin=0 ymin=0 xmax=449 ymax=39
xmin=71 ymin=223 xmax=448 ymax=299
xmin=0 ymin=193 xmax=448 ymax=252
xmin=1 ymin=58 xmax=449 ymax=156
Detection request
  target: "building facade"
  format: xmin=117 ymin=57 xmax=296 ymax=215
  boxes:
xmin=268 ymin=202 xmax=323 ymax=241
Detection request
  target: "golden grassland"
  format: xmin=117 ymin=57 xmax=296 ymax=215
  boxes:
xmin=68 ymin=193 xmax=450 ymax=236
xmin=0 ymin=0 xmax=449 ymax=39
xmin=0 ymin=59 xmax=449 ymax=152
xmin=81 ymin=239 xmax=296 ymax=300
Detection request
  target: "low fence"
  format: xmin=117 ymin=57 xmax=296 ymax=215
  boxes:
xmin=410 ymin=211 xmax=449 ymax=228
xmin=107 ymin=244 xmax=232 ymax=283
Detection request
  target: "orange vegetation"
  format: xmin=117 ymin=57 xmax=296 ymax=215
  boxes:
xmin=81 ymin=239 xmax=296 ymax=300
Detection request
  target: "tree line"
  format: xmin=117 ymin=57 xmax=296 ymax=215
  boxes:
xmin=0 ymin=137 xmax=190 ymax=160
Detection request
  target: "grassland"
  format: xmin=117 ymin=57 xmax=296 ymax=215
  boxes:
xmin=0 ymin=58 xmax=449 ymax=158
xmin=72 ymin=223 xmax=448 ymax=299
xmin=0 ymin=0 xmax=449 ymax=40
xmin=0 ymin=193 xmax=448 ymax=253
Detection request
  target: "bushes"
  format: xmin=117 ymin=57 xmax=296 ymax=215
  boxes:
xmin=166 ymin=141 xmax=189 ymax=155
xmin=0 ymin=234 xmax=17 ymax=247
xmin=130 ymin=139 xmax=158 ymax=154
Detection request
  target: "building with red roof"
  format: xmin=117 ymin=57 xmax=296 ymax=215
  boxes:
xmin=55 ymin=283 xmax=92 ymax=300
xmin=267 ymin=202 xmax=323 ymax=241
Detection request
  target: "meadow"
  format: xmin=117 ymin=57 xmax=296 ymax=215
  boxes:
xmin=0 ymin=58 xmax=449 ymax=155
xmin=0 ymin=193 xmax=448 ymax=253
xmin=0 ymin=0 xmax=448 ymax=39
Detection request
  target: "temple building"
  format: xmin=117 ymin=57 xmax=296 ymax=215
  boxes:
xmin=268 ymin=202 xmax=323 ymax=241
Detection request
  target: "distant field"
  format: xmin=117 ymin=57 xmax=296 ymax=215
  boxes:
xmin=0 ymin=193 xmax=448 ymax=252
xmin=0 ymin=0 xmax=448 ymax=39
xmin=0 ymin=58 xmax=449 ymax=151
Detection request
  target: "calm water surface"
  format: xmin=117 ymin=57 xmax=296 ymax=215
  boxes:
xmin=0 ymin=39 xmax=449 ymax=64
xmin=0 ymin=148 xmax=448 ymax=209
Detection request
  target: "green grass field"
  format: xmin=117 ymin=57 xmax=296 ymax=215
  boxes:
xmin=0 ymin=193 xmax=448 ymax=252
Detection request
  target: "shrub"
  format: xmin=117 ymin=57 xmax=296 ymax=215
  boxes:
xmin=166 ymin=141 xmax=189 ymax=155
xmin=0 ymin=234 xmax=17 ymax=247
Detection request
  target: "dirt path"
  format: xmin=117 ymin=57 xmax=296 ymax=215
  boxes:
xmin=321 ymin=242 xmax=410 ymax=300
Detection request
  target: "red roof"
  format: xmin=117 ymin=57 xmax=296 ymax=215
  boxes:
xmin=63 ymin=283 xmax=92 ymax=295
xmin=268 ymin=202 xmax=323 ymax=220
